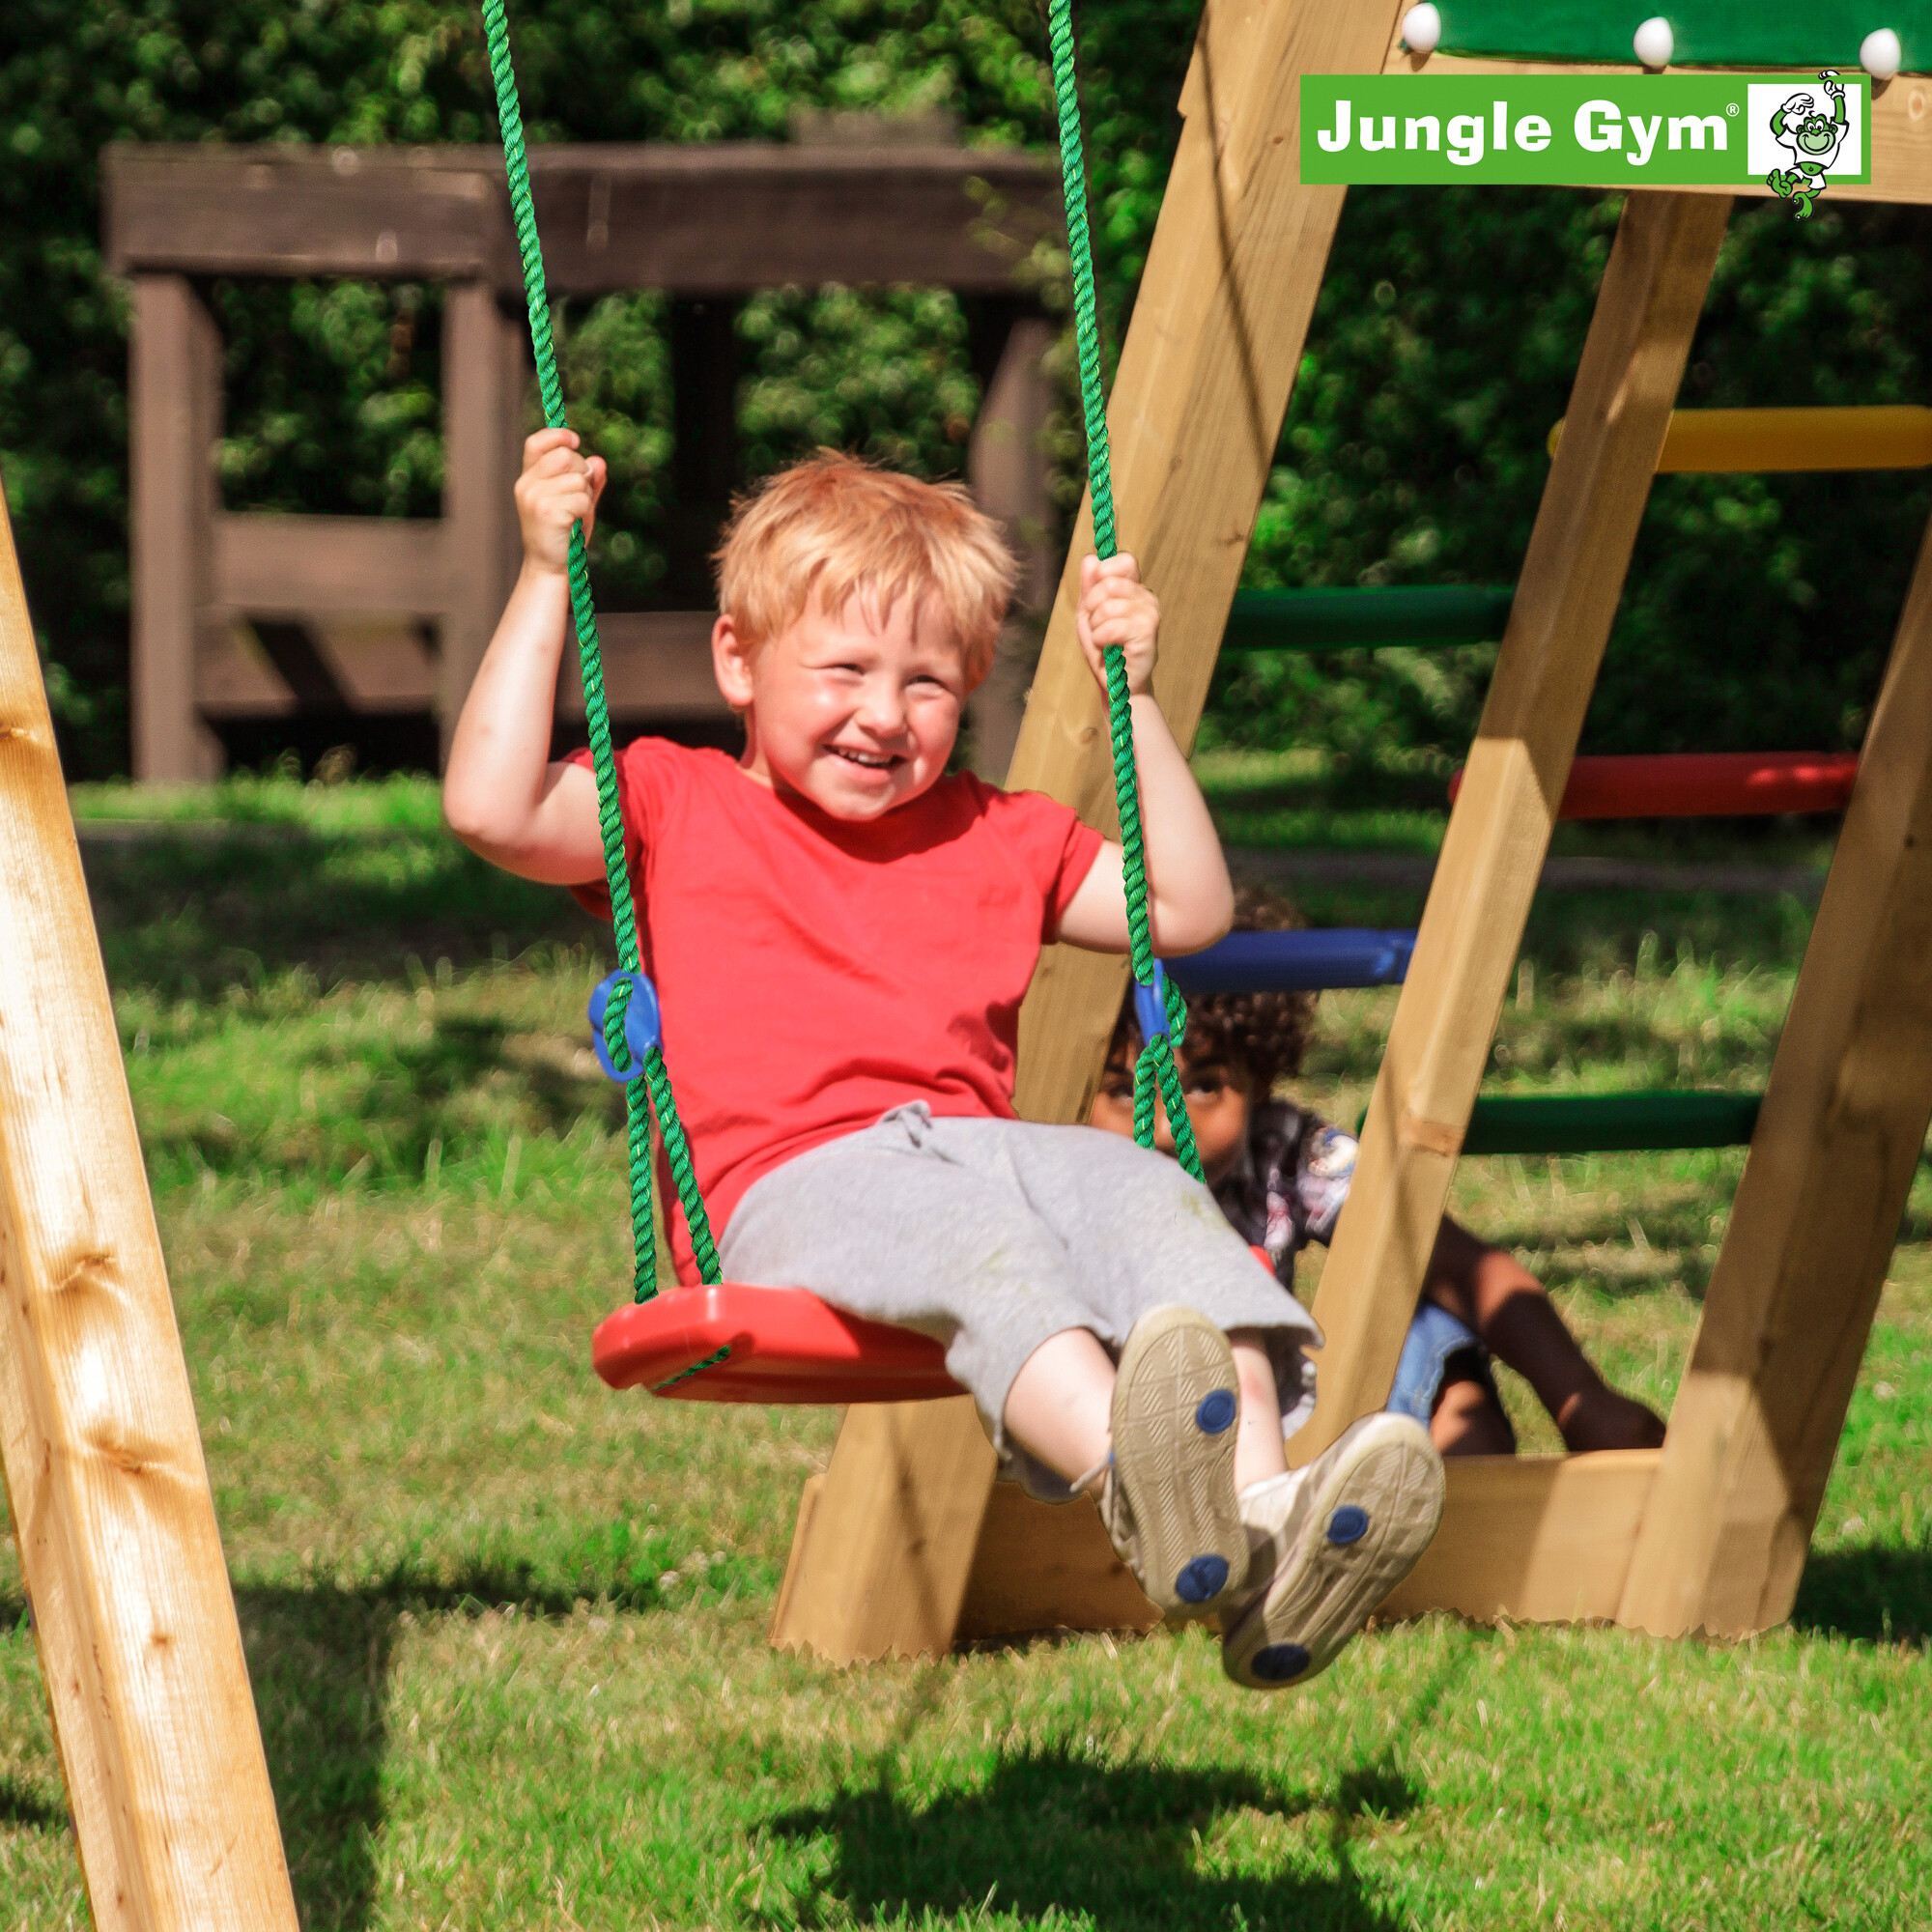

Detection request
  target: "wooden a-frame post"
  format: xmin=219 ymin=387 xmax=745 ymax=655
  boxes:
xmin=0 ymin=493 xmax=298 ymax=1922
xmin=771 ymin=0 xmax=1411 ymax=1661
xmin=775 ymin=11 xmax=1932 ymax=1657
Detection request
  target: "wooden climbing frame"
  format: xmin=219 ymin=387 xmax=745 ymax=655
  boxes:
xmin=773 ymin=0 xmax=1932 ymax=1660
xmin=105 ymin=140 xmax=1064 ymax=780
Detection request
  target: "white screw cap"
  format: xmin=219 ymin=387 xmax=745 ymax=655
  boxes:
xmin=1861 ymin=27 xmax=1903 ymax=80
xmin=1633 ymin=15 xmax=1675 ymax=68
xmin=1401 ymin=4 xmax=1442 ymax=56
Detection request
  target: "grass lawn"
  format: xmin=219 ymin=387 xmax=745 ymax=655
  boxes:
xmin=0 ymin=776 xmax=1924 ymax=1929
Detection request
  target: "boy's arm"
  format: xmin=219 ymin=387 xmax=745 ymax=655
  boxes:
xmin=1053 ymin=554 xmax=1236 ymax=955
xmin=443 ymin=429 xmax=609 ymax=884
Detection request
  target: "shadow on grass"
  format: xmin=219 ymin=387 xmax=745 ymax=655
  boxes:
xmin=236 ymin=1563 xmax=703 ymax=1932
xmin=1791 ymin=1546 xmax=1932 ymax=1650
xmin=0 ymin=1775 xmax=66 ymax=1833
xmin=82 ymin=825 xmax=595 ymax=997
xmin=762 ymin=1744 xmax=1422 ymax=1931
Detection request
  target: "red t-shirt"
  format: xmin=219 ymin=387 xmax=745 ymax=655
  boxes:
xmin=568 ymin=742 xmax=1103 ymax=1280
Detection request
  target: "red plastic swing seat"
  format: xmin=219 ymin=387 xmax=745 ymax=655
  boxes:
xmin=592 ymin=1246 xmax=1282 ymax=1405
xmin=591 ymin=1282 xmax=964 ymax=1405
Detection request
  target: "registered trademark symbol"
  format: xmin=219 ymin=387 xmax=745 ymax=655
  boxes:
xmin=1726 ymin=101 xmax=1741 ymax=115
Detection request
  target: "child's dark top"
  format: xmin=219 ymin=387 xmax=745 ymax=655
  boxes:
xmin=1210 ymin=1099 xmax=1359 ymax=1290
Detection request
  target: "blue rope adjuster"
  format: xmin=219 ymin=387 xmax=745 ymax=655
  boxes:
xmin=1133 ymin=959 xmax=1173 ymax=1045
xmin=588 ymin=969 xmax=662 ymax=1083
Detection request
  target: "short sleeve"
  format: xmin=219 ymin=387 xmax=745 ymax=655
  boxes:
xmin=980 ymin=781 xmax=1105 ymax=934
xmin=561 ymin=739 xmax=668 ymax=921
xmin=1294 ymin=1119 xmax=1358 ymax=1246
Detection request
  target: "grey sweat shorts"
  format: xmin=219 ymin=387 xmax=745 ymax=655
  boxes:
xmin=720 ymin=1103 xmax=1321 ymax=1498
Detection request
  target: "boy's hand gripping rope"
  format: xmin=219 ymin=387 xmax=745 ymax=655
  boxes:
xmin=1047 ymin=0 xmax=1205 ymax=1182
xmin=480 ymin=0 xmax=720 ymax=1304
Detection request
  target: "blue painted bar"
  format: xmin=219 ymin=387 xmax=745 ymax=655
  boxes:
xmin=1169 ymin=927 xmax=1417 ymax=994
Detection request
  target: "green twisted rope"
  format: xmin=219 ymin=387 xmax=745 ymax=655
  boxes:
xmin=480 ymin=0 xmax=721 ymax=1299
xmin=1047 ymin=0 xmax=1204 ymax=1183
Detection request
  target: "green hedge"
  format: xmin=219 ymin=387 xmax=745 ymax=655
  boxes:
xmin=1 ymin=3 xmax=1926 ymax=780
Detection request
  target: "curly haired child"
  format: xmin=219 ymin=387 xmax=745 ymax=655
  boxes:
xmin=443 ymin=432 xmax=1443 ymax=1693
xmin=1093 ymin=892 xmax=1667 ymax=1456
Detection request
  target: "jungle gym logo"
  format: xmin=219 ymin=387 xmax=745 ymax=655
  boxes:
xmin=1301 ymin=71 xmax=1870 ymax=204
xmin=1753 ymin=72 xmax=1859 ymax=216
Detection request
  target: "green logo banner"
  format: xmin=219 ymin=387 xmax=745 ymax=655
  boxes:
xmin=1300 ymin=72 xmax=1870 ymax=206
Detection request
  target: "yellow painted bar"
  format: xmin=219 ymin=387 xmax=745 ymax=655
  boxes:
xmin=1548 ymin=405 xmax=1932 ymax=473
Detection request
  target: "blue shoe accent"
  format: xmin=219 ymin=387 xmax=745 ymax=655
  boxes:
xmin=1327 ymin=1504 xmax=1370 ymax=1546
xmin=1175 ymin=1554 xmax=1230 ymax=1604
xmin=1194 ymin=1388 xmax=1237 ymax=1435
xmin=1252 ymin=1642 xmax=1311 ymax=1682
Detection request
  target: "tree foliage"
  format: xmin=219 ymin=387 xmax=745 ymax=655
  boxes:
xmin=0 ymin=2 xmax=1925 ymax=778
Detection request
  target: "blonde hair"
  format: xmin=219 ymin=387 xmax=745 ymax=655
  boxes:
xmin=713 ymin=450 xmax=1017 ymax=687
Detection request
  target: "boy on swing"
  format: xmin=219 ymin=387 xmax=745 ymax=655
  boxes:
xmin=444 ymin=433 xmax=1444 ymax=1691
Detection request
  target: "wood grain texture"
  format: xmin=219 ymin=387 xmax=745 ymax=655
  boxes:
xmin=1294 ymin=193 xmax=1731 ymax=1466
xmin=966 ymin=318 xmax=1058 ymax=781
xmin=1620 ymin=512 xmax=1932 ymax=1638
xmin=0 ymin=493 xmax=298 ymax=1927
xmin=439 ymin=282 xmax=526 ymax=760
xmin=954 ymin=1483 xmax=1161 ymax=1643
xmin=555 ymin=613 xmax=729 ymax=719
xmin=128 ymin=277 xmax=222 ymax=782
xmin=1383 ymin=54 xmax=1932 ymax=209
xmin=211 ymin=513 xmax=448 ymax=618
xmin=767 ymin=1397 xmax=997 ymax=1662
xmin=1375 ymin=1451 xmax=1661 ymax=1624
xmin=1009 ymin=0 xmax=1409 ymax=1126
xmin=101 ymin=142 xmax=1059 ymax=294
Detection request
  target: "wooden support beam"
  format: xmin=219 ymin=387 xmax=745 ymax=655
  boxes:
xmin=967 ymin=315 xmax=1057 ymax=781
xmin=1376 ymin=1450 xmax=1661 ymax=1623
xmin=767 ymin=1399 xmax=997 ymax=1662
xmin=440 ymin=281 xmax=526 ymax=762
xmin=554 ymin=613 xmax=729 ymax=720
xmin=772 ymin=0 xmax=1410 ymax=1664
xmin=128 ymin=277 xmax=222 ymax=782
xmin=104 ymin=144 xmax=510 ymax=283
xmin=945 ymin=1450 xmax=1662 ymax=1637
xmin=1620 ymin=510 xmax=1932 ymax=1638
xmin=1294 ymin=192 xmax=1732 ymax=1467
xmin=0 ymin=490 xmax=298 ymax=1926
xmin=211 ymin=513 xmax=448 ymax=617
xmin=101 ymin=143 xmax=1061 ymax=296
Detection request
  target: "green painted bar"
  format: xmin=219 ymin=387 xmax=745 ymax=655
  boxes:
xmin=1462 ymin=1090 xmax=1763 ymax=1155
xmin=1432 ymin=0 xmax=1929 ymax=73
xmin=1224 ymin=585 xmax=1515 ymax=652
xmin=1354 ymin=1090 xmax=1764 ymax=1152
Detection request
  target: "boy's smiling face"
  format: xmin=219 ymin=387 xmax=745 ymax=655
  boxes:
xmin=714 ymin=587 xmax=969 ymax=820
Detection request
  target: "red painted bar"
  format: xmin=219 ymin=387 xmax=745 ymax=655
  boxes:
xmin=1448 ymin=752 xmax=1860 ymax=820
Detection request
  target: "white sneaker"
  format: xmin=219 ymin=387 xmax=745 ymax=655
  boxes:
xmin=1220 ymin=1413 xmax=1443 ymax=1690
xmin=1097 ymin=1306 xmax=1247 ymax=1619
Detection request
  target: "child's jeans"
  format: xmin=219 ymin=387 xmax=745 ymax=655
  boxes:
xmin=721 ymin=1102 xmax=1320 ymax=1498
xmin=1386 ymin=1300 xmax=1505 ymax=1429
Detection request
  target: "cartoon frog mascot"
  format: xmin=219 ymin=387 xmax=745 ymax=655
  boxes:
xmin=1767 ymin=71 xmax=1848 ymax=217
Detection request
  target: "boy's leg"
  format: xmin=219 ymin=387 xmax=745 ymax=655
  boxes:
xmin=724 ymin=1111 xmax=1252 ymax=1616
xmin=951 ymin=1116 xmax=1321 ymax=1455
xmin=1425 ymin=1218 xmax=1664 ymax=1451
xmin=722 ymin=1112 xmax=1108 ymax=1470
xmin=1002 ymin=1328 xmax=1115 ymax=1483
xmin=1230 ymin=1331 xmax=1290 ymax=1490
